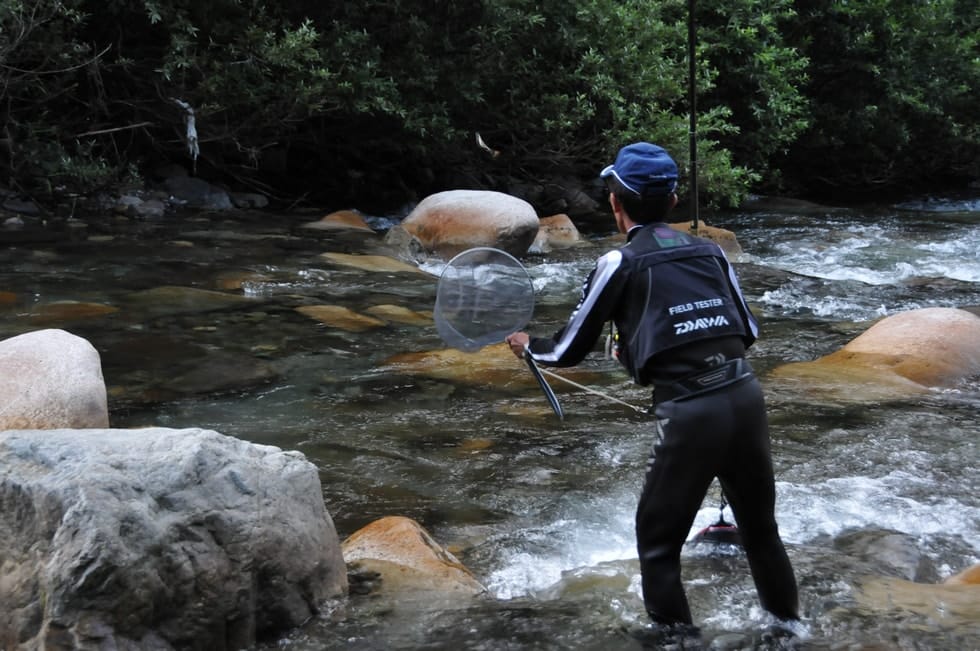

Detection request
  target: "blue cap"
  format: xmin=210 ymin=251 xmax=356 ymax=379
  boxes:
xmin=600 ymin=142 xmax=678 ymax=197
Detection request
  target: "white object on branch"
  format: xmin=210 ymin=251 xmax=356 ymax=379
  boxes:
xmin=171 ymin=98 xmax=200 ymax=169
xmin=475 ymin=132 xmax=500 ymax=158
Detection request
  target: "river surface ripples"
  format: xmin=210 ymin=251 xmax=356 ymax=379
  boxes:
xmin=1 ymin=195 xmax=978 ymax=650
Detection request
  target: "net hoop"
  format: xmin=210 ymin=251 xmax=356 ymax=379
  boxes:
xmin=434 ymin=247 xmax=534 ymax=352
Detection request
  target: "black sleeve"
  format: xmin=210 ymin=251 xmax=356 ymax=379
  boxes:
xmin=527 ymin=249 xmax=628 ymax=367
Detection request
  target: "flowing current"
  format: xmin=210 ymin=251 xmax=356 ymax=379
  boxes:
xmin=1 ymin=194 xmax=978 ymax=649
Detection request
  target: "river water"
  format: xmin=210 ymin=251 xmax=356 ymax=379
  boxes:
xmin=1 ymin=194 xmax=978 ymax=650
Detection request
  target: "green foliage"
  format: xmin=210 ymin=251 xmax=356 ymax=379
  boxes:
xmin=0 ymin=0 xmax=975 ymax=209
xmin=785 ymin=0 xmax=979 ymax=193
xmin=697 ymin=0 xmax=810 ymax=186
xmin=0 ymin=0 xmax=116 ymax=194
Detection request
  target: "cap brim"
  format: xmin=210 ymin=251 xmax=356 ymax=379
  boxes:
xmin=599 ymin=166 xmax=640 ymax=195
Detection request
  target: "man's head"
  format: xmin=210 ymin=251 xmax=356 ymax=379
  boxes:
xmin=600 ymin=142 xmax=678 ymax=224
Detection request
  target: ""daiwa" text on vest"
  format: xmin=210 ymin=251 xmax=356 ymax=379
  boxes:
xmin=673 ymin=315 xmax=730 ymax=335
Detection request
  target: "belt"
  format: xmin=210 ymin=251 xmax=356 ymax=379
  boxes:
xmin=654 ymin=358 xmax=754 ymax=403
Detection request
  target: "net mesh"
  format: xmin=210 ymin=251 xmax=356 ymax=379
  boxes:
xmin=434 ymin=247 xmax=534 ymax=352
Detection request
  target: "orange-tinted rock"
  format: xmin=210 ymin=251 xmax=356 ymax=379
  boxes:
xmin=944 ymin=563 xmax=980 ymax=585
xmin=772 ymin=308 xmax=980 ymax=401
xmin=319 ymin=252 xmax=429 ymax=275
xmin=591 ymin=221 xmax=742 ymax=257
xmin=668 ymin=221 xmax=743 ymax=256
xmin=27 ymin=301 xmax=119 ymax=325
xmin=384 ymin=343 xmax=525 ymax=386
xmin=341 ymin=516 xmax=486 ymax=597
xmin=856 ymin=574 xmax=980 ymax=624
xmin=532 ymin=213 xmax=587 ymax=252
xmin=399 ymin=190 xmax=539 ymax=258
xmin=302 ymin=209 xmax=375 ymax=232
xmin=363 ymin=304 xmax=432 ymax=326
xmin=214 ymin=271 xmax=272 ymax=291
xmin=295 ymin=305 xmax=386 ymax=332
xmin=383 ymin=342 xmax=606 ymax=392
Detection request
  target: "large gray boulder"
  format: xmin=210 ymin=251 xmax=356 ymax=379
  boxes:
xmin=0 ymin=329 xmax=109 ymax=430
xmin=0 ymin=428 xmax=348 ymax=651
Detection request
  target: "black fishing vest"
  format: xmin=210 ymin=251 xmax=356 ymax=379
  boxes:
xmin=613 ymin=224 xmax=749 ymax=384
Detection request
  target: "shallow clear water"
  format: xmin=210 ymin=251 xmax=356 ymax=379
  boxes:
xmin=1 ymin=197 xmax=978 ymax=650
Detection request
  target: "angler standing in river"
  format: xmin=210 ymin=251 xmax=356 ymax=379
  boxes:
xmin=506 ymin=142 xmax=800 ymax=639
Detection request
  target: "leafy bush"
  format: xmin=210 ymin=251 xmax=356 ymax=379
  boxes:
xmin=697 ymin=0 xmax=810 ymax=191
xmin=0 ymin=0 xmax=121 ymax=195
xmin=0 ymin=0 xmax=975 ymax=211
xmin=783 ymin=0 xmax=979 ymax=195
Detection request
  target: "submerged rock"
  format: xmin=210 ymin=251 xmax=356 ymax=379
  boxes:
xmin=383 ymin=343 xmax=540 ymax=388
xmin=302 ymin=209 xmax=376 ymax=233
xmin=855 ymin=573 xmax=980 ymax=625
xmin=296 ymin=305 xmax=387 ymax=332
xmin=383 ymin=342 xmax=603 ymax=391
xmin=213 ymin=270 xmax=273 ymax=291
xmin=125 ymin=285 xmax=256 ymax=318
xmin=363 ymin=304 xmax=433 ymax=326
xmin=101 ymin=333 xmax=279 ymax=406
xmin=25 ymin=300 xmax=119 ymax=325
xmin=320 ymin=252 xmax=429 ymax=275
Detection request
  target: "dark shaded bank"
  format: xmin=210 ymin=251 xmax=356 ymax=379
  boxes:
xmin=2 ymin=2 xmax=976 ymax=220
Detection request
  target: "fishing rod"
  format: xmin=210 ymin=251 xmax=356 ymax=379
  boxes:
xmin=688 ymin=0 xmax=699 ymax=232
xmin=534 ymin=364 xmax=647 ymax=414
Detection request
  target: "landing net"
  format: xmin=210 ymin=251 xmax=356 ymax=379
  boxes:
xmin=434 ymin=247 xmax=534 ymax=352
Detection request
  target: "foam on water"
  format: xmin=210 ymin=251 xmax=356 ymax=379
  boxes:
xmin=747 ymin=217 xmax=980 ymax=320
xmin=758 ymin=287 xmax=893 ymax=320
xmin=894 ymin=197 xmax=980 ymax=213
xmin=485 ymin=481 xmax=768 ymax=601
xmin=486 ymin=462 xmax=979 ymax=603
xmin=418 ymin=259 xmax=448 ymax=276
xmin=754 ymin=222 xmax=980 ymax=286
xmin=526 ymin=259 xmax=595 ymax=304
xmin=777 ymin=471 xmax=980 ymax=553
xmin=484 ymin=490 xmax=638 ymax=600
xmin=915 ymin=233 xmax=980 ymax=281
